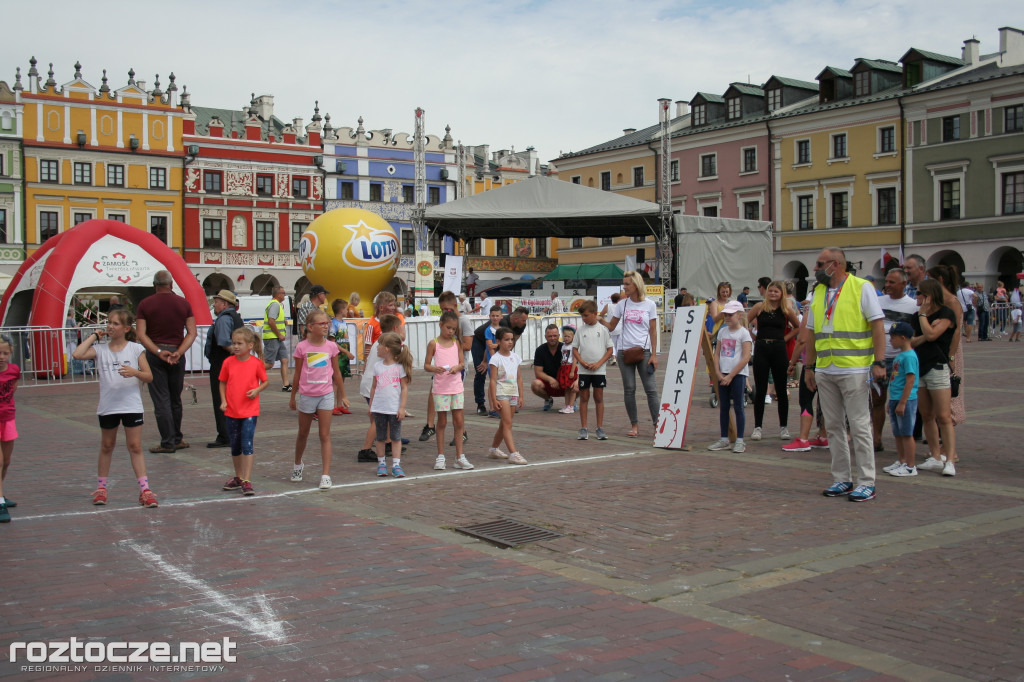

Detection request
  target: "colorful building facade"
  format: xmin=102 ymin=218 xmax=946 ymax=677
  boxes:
xmin=0 ymin=79 xmax=22 ymax=273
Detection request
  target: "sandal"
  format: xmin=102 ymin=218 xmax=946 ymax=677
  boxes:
xmin=281 ymin=384 xmax=292 ymax=392
xmin=626 ymin=429 xmax=639 ymax=438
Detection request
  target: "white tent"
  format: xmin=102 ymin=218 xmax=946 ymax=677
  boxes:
xmin=674 ymin=215 xmax=773 ymax=300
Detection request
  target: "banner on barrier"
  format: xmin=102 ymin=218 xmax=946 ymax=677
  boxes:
xmin=654 ymin=306 xmax=704 ymax=449
xmin=414 ymin=250 xmax=434 ymax=298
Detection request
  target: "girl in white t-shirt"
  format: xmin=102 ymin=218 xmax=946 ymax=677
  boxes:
xmin=369 ymin=332 xmax=413 ymax=478
xmin=72 ymin=310 xmax=156 ymax=508
xmin=488 ymin=327 xmax=527 ymax=464
xmin=708 ymin=302 xmax=752 ymax=453
xmin=603 ymin=271 xmax=659 ymax=438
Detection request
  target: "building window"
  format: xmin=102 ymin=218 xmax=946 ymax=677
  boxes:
xmin=854 ymin=71 xmax=870 ymax=96
xmin=0 ymin=209 xmax=5 ymax=243
xmin=467 ymin=239 xmax=481 ymax=256
xmin=831 ymin=193 xmax=848 ymax=228
xmin=256 ymin=174 xmax=274 ymax=196
xmin=40 ymin=211 xmax=59 ymax=241
xmin=536 ymin=238 xmax=547 ymax=258
xmin=204 ymin=171 xmax=222 ymax=193
xmin=149 ymin=167 xmax=166 ymax=189
xmin=600 ymin=171 xmax=610 ymax=191
xmin=73 ymin=162 xmax=92 ymax=185
xmin=292 ymin=178 xmax=309 ymax=198
xmin=1003 ymin=172 xmax=1024 ymax=214
xmin=291 ymin=222 xmax=307 ymax=250
xmin=796 ymin=140 xmax=811 ymax=164
xmin=633 ymin=167 xmax=644 ymax=187
xmin=942 ymin=116 xmax=960 ymax=142
xmin=571 ymin=176 xmax=581 ymax=184
xmin=692 ymin=104 xmax=706 ymax=126
xmin=632 ymin=235 xmax=645 ymax=244
xmin=256 ymin=221 xmax=274 ymax=249
xmin=428 ymin=186 xmax=441 ymax=204
xmin=743 ymin=201 xmax=760 ymax=220
xmin=74 ymin=212 xmax=92 ymax=225
xmin=401 ymin=229 xmax=416 ymax=255
xmin=40 ymin=159 xmax=58 ymax=183
xmin=428 ymin=231 xmax=441 ymax=254
xmin=108 ymin=214 xmax=126 ymax=222
xmin=798 ymin=195 xmax=814 ymax=230
xmin=831 ymin=133 xmax=847 ymax=159
xmin=670 ymin=160 xmax=679 ymax=182
xmin=402 ymin=185 xmax=414 ymax=203
xmin=742 ymin=148 xmax=757 ymax=173
xmin=1005 ymin=105 xmax=1023 ymax=133
xmin=700 ymin=154 xmax=717 ymax=178
xmin=905 ymin=62 xmax=922 ymax=87
xmin=496 ymin=238 xmax=509 ymax=257
xmin=767 ymin=89 xmax=782 ymax=111
xmin=202 ymin=218 xmax=222 ymax=248
xmin=727 ymin=98 xmax=741 ymax=120
xmin=341 ymin=181 xmax=354 ymax=200
xmin=571 ymin=237 xmax=583 ymax=248
xmin=700 ymin=206 xmax=717 ymax=217
xmin=877 ymin=188 xmax=897 ymax=225
xmin=107 ymin=164 xmax=124 ymax=187
xmin=150 ymin=216 xmax=168 ymax=243
xmin=601 ymin=237 xmax=613 ymax=246
xmin=369 ymin=183 xmax=382 ymax=201
xmin=939 ymin=180 xmax=960 ymax=220
xmin=879 ymin=127 xmax=895 ymax=153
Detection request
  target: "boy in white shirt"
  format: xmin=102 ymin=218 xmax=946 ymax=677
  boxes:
xmin=572 ymin=300 xmax=614 ymax=440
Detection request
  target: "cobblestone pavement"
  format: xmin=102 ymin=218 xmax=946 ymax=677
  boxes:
xmin=0 ymin=341 xmax=1020 ymax=681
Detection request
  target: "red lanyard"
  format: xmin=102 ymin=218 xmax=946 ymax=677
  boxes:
xmin=824 ymin=275 xmax=848 ymax=321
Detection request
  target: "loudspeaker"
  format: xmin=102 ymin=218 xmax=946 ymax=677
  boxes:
xmin=636 ymin=248 xmax=646 ymax=262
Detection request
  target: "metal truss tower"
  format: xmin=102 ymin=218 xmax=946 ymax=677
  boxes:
xmin=412 ymin=107 xmax=427 ymax=250
xmin=657 ymin=98 xmax=673 ymax=287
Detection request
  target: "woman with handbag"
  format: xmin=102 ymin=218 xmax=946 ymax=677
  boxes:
xmin=603 ymin=271 xmax=659 ymax=438
xmin=911 ymin=279 xmax=958 ymax=477
xmin=928 ymin=265 xmax=967 ymax=431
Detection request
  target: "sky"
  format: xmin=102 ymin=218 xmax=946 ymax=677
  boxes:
xmin=2 ymin=0 xmax=1018 ymax=167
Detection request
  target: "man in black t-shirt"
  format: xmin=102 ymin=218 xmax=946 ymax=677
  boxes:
xmin=531 ymin=324 xmax=566 ymax=411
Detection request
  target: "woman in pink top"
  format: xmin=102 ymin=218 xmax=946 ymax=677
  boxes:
xmin=424 ymin=312 xmax=472 ymax=471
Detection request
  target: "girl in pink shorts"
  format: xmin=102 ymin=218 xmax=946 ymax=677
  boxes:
xmin=0 ymin=336 xmax=20 ymax=523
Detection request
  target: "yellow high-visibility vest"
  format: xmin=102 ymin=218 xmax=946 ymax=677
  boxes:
xmin=262 ymin=300 xmax=286 ymax=340
xmin=811 ymin=275 xmax=873 ymax=369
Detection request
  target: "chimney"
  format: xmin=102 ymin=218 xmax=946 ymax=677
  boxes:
xmin=962 ymin=39 xmax=980 ymax=64
xmin=675 ymin=100 xmax=690 ymax=117
xmin=254 ymin=95 xmax=274 ymax=120
xmin=623 ymin=128 xmax=637 ymax=136
xmin=292 ymin=117 xmax=303 ymax=131
xmin=998 ymin=26 xmax=1024 ymax=63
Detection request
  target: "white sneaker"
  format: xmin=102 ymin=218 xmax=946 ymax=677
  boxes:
xmin=765 ymin=395 xmax=773 ymax=404
xmin=433 ymin=454 xmax=446 ymax=470
xmin=780 ymin=427 xmax=791 ymax=440
xmin=942 ymin=460 xmax=956 ymax=477
xmin=707 ymin=438 xmax=731 ymax=451
xmin=882 ymin=459 xmax=903 ymax=473
xmin=558 ymin=405 xmax=575 ymax=414
xmin=290 ymin=463 xmax=304 ymax=482
xmin=507 ymin=452 xmax=528 ymax=465
xmin=732 ymin=440 xmax=746 ymax=453
xmin=454 ymin=455 xmax=475 ymax=470
xmin=918 ymin=456 xmax=945 ymax=472
xmin=751 ymin=427 xmax=762 ymax=441
xmin=319 ymin=475 xmax=332 ymax=490
xmin=888 ymin=463 xmax=918 ymax=477
xmin=488 ymin=447 xmax=509 ymax=460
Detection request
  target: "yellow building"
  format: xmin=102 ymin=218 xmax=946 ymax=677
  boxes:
xmin=19 ymin=59 xmax=185 ymax=256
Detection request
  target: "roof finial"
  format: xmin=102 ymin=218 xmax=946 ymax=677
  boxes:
xmin=152 ymin=74 xmax=163 ymax=98
xmin=312 ymin=100 xmax=321 ymax=122
xmin=127 ymin=68 xmax=135 ymax=85
xmin=99 ymin=68 xmax=109 ymax=93
xmin=45 ymin=63 xmax=56 ymax=89
xmin=28 ymin=56 xmax=38 ymax=77
xmin=356 ymin=116 xmax=365 ymax=136
xmin=323 ymin=112 xmax=333 ymax=135
xmin=167 ymin=72 xmax=177 ymax=92
xmin=74 ymin=61 xmax=82 ymax=79
xmin=13 ymin=67 xmax=22 ymax=91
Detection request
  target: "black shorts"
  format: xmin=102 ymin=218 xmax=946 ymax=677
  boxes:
xmin=98 ymin=413 xmax=145 ymax=429
xmin=578 ymin=374 xmax=607 ymax=390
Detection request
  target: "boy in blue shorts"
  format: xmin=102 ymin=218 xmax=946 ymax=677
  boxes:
xmin=572 ymin=300 xmax=614 ymax=440
xmin=886 ymin=321 xmax=918 ymax=477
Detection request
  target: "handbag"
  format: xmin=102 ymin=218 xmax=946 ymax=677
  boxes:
xmin=621 ymin=298 xmax=649 ymax=365
xmin=949 ymin=370 xmax=961 ymax=398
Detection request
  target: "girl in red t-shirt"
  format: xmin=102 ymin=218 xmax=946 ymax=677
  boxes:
xmin=0 ymin=337 xmax=20 ymax=522
xmin=219 ymin=327 xmax=269 ymax=496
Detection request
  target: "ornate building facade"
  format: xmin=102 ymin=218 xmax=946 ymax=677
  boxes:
xmin=0 ymin=79 xmax=22 ymax=274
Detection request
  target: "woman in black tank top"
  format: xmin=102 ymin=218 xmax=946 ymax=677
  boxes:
xmin=747 ymin=281 xmax=801 ymax=440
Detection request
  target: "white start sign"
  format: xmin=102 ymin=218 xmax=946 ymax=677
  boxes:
xmin=654 ymin=306 xmax=706 ymax=449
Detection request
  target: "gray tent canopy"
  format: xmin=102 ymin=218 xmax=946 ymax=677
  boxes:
xmin=425 ymin=175 xmax=662 ymax=240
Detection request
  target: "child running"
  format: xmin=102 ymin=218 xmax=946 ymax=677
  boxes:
xmin=488 ymin=327 xmax=527 ymax=464
xmin=424 ymin=311 xmax=473 ymax=471
xmin=557 ymin=325 xmax=579 ymax=413
xmin=572 ymin=301 xmax=613 ymax=440
xmin=219 ymin=327 xmax=269 ymax=495
xmin=708 ymin=301 xmax=752 ymax=453
xmin=328 ymin=298 xmax=355 ymax=415
xmin=291 ymin=309 xmax=347 ymax=490
xmin=369 ymin=332 xmax=413 ymax=478
xmin=72 ymin=310 xmax=157 ymax=508
xmin=0 ymin=336 xmax=20 ymax=523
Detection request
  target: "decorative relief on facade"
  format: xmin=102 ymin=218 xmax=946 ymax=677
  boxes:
xmin=466 ymin=257 xmax=557 ymax=273
xmin=231 ymin=216 xmax=247 ymax=246
xmin=185 ymin=168 xmax=200 ymax=192
xmin=0 ymin=247 xmax=26 ymax=262
xmin=274 ymin=173 xmax=289 ymax=198
xmin=224 ymin=171 xmax=253 ymax=196
xmin=515 ymin=238 xmax=533 ymax=258
xmin=325 ymin=199 xmax=412 ymax=223
xmin=199 ymin=207 xmax=226 ymax=218
xmin=291 ymin=212 xmax=315 ymax=221
xmin=252 ymin=210 xmax=272 ymax=219
xmin=312 ymin=175 xmax=322 ymax=200
xmin=384 ymin=180 xmax=403 ymax=202
xmin=201 ymin=250 xmax=300 ymax=267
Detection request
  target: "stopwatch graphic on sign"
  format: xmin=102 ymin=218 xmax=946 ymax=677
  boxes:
xmin=657 ymin=403 xmax=682 ymax=446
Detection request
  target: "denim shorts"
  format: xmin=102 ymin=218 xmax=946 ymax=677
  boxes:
xmin=889 ymin=398 xmax=917 ymax=437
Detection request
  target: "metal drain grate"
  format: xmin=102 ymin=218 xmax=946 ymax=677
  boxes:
xmin=455 ymin=518 xmax=564 ymax=548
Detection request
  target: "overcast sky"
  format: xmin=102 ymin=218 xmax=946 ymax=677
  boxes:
xmin=2 ymin=1 xmax=1016 ymax=166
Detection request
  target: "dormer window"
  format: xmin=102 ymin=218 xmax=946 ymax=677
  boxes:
xmin=692 ymin=105 xmax=706 ymax=126
xmin=767 ymin=89 xmax=782 ymax=111
xmin=854 ymin=71 xmax=870 ymax=96
xmin=905 ymin=62 xmax=922 ymax=87
xmin=727 ymin=98 xmax=741 ymax=120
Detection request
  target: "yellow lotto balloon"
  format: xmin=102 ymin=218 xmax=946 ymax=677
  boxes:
xmin=298 ymin=208 xmax=399 ymax=318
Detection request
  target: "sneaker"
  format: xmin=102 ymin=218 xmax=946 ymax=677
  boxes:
xmin=376 ymin=462 xmax=388 ymax=477
xmin=449 ymin=431 xmax=469 ymax=447
xmin=3 ymin=498 xmax=14 ymax=508
xmin=139 ymin=489 xmax=158 ymax=508
xmin=558 ymin=405 xmax=575 ymax=414
xmin=780 ymin=427 xmax=791 ymax=440
xmin=707 ymin=438 xmax=731 ymax=451
xmin=331 ymin=407 xmax=346 ymax=416
xmin=874 ymin=442 xmax=884 ymax=452
xmin=578 ymin=428 xmax=589 ymax=440
xmin=942 ymin=460 xmax=956 ymax=477
xmin=782 ymin=438 xmax=812 ymax=452
xmin=751 ymin=427 xmax=762 ymax=441
xmin=508 ymin=452 xmax=528 ymax=465
xmin=419 ymin=425 xmax=436 ymax=441
xmin=454 ymin=456 xmax=475 ymax=470
xmin=488 ymin=447 xmax=509 ymax=460
xmin=889 ymin=463 xmax=917 ymax=477
xmin=476 ymin=404 xmax=488 ymax=416
xmin=434 ymin=454 xmax=446 ymax=470
xmin=174 ymin=441 xmax=190 ymax=450
xmin=822 ymin=481 xmax=854 ymax=497
xmin=595 ymin=427 xmax=608 ymax=440
xmin=92 ymin=488 xmax=108 ymax=505
xmin=765 ymin=395 xmax=773 ymax=404
xmin=319 ymin=475 xmax=332 ymax=490
xmin=808 ymin=436 xmax=830 ymax=449
xmin=848 ymin=485 xmax=876 ymax=502
xmin=290 ymin=464 xmax=304 ymax=482
xmin=223 ymin=476 xmax=243 ymax=490
xmin=918 ymin=456 xmax=945 ymax=472
xmin=392 ymin=463 xmax=405 ymax=478
xmin=358 ymin=449 xmax=377 ymax=462
xmin=732 ymin=440 xmax=746 ymax=453
xmin=882 ymin=459 xmax=903 ymax=472
xmin=543 ymin=398 xmax=554 ymax=412
xmin=488 ymin=411 xmax=500 ymax=419
xmin=0 ymin=502 xmax=8 ymax=523
xmin=242 ymin=481 xmax=255 ymax=496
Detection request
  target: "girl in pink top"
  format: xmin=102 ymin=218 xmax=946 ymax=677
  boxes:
xmin=424 ymin=312 xmax=472 ymax=471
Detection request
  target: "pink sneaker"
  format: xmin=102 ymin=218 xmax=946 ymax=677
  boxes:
xmin=782 ymin=438 xmax=812 ymax=452
xmin=808 ymin=436 xmax=830 ymax=449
